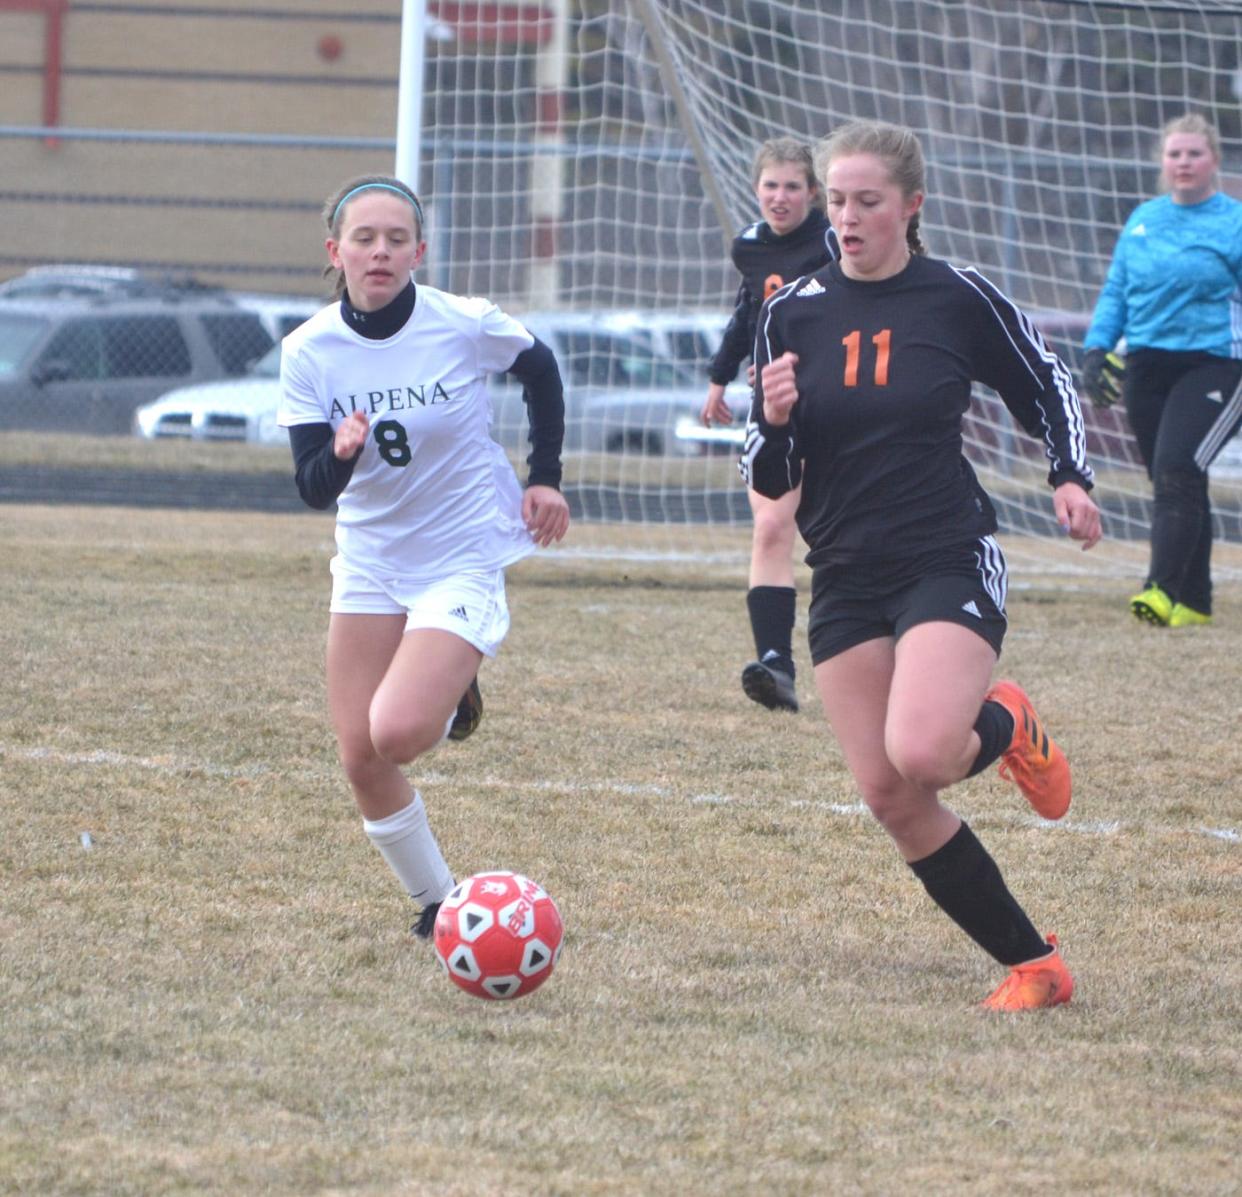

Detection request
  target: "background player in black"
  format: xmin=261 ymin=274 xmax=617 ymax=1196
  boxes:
xmin=747 ymin=121 xmax=1101 ymax=1010
xmin=700 ymin=137 xmax=839 ymax=713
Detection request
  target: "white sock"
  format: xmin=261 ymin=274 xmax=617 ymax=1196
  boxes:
xmin=362 ymin=791 xmax=453 ymax=906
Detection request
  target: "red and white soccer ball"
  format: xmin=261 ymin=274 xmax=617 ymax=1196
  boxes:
xmin=433 ymin=871 xmax=563 ymax=1000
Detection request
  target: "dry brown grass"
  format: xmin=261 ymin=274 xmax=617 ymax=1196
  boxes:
xmin=1 ymin=504 xmax=1239 ymax=1196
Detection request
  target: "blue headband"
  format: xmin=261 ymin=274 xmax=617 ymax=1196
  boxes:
xmin=332 ymin=183 xmax=425 ymax=230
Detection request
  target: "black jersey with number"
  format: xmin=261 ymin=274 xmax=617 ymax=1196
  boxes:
xmin=708 ymin=210 xmax=839 ymax=385
xmin=743 ymin=255 xmax=1093 ymax=567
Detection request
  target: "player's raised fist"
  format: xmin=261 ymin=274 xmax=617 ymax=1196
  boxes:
xmin=334 ymin=409 xmax=369 ymax=460
xmin=761 ymin=351 xmax=800 ymax=426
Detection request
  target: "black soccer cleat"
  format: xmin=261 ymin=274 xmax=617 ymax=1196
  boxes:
xmin=411 ymin=901 xmax=442 ymax=940
xmin=741 ymin=657 xmax=798 ymax=712
xmin=448 ymin=677 xmax=483 ymax=742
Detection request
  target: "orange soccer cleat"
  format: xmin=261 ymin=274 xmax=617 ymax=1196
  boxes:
xmin=985 ymin=680 xmax=1071 ymax=821
xmin=982 ymin=935 xmax=1074 ymax=1011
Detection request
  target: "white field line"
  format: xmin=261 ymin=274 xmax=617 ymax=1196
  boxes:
xmin=4 ymin=743 xmax=1237 ymax=847
xmin=5 ymin=744 xmax=269 ymax=779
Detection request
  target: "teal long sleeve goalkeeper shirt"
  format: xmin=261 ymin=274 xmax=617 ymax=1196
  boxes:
xmin=1085 ymin=190 xmax=1242 ymax=359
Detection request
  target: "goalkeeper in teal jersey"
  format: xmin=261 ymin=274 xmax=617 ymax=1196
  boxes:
xmin=1084 ymin=112 xmax=1242 ymax=627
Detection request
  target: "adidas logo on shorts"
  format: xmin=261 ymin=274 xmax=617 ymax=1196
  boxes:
xmin=450 ymin=605 xmax=468 ymax=620
xmin=961 ymin=600 xmax=982 ymax=618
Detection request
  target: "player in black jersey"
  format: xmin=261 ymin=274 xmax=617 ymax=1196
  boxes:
xmin=701 ymin=138 xmax=839 ymax=713
xmin=745 ymin=121 xmax=1101 ymax=1011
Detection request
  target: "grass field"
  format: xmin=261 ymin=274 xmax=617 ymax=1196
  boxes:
xmin=1 ymin=503 xmax=1239 ymax=1196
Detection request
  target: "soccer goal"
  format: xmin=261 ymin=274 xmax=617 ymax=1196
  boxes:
xmin=417 ymin=0 xmax=1242 ymax=578
xmin=419 ymin=0 xmax=1242 ymax=580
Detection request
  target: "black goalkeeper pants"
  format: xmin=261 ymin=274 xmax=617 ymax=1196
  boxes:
xmin=1124 ymin=349 xmax=1242 ymax=614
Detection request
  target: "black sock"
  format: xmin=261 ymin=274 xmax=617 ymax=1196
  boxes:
xmin=746 ymin=585 xmax=796 ymax=674
xmin=1149 ymin=466 xmax=1210 ymax=607
xmin=966 ymin=700 xmax=1015 ymax=777
xmin=908 ymin=822 xmax=1047 ymax=966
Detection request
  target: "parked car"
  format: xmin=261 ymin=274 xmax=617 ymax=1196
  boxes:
xmin=0 ymin=290 xmax=280 ymax=434
xmin=636 ymin=310 xmax=728 ymax=371
xmin=229 ymin=291 xmax=323 ymax=341
xmin=133 ymin=341 xmax=286 ymax=443
xmin=0 ymin=264 xmax=322 ymax=342
xmin=492 ymin=308 xmax=747 ymax=457
xmin=0 ymin=263 xmax=157 ymax=300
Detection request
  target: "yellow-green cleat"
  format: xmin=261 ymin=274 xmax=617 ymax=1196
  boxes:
xmin=1169 ymin=602 xmax=1211 ymax=628
xmin=1130 ymin=584 xmax=1173 ymax=627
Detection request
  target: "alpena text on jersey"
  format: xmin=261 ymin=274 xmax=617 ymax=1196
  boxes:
xmin=743 ymin=256 xmax=1093 ymax=567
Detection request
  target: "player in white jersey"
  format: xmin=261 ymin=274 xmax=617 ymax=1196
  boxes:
xmin=278 ymin=174 xmax=569 ymax=936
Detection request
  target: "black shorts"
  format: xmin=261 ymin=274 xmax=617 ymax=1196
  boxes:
xmin=807 ymin=537 xmax=1008 ymax=665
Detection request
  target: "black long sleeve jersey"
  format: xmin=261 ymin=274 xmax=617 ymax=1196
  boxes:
xmin=743 ymin=255 xmax=1094 ymax=568
xmin=707 ymin=209 xmax=840 ymax=386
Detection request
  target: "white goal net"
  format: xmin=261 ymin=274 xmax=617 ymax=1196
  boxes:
xmin=421 ymin=0 xmax=1242 ymax=580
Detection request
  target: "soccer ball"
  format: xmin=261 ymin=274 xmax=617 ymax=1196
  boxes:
xmin=433 ymin=871 xmax=563 ymax=1000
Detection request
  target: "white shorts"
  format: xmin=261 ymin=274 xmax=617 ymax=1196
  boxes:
xmin=329 ymin=558 xmax=511 ymax=657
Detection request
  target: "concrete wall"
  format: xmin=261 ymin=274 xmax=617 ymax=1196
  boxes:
xmin=0 ymin=1 xmax=405 ymax=295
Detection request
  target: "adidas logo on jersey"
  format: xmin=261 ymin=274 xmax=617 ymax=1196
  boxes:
xmin=1206 ymin=390 xmax=1224 ymax=404
xmin=1129 ymin=222 xmax=1147 ymax=236
xmin=796 ymin=278 xmax=825 ymax=297
xmin=961 ymin=600 xmax=982 ymax=619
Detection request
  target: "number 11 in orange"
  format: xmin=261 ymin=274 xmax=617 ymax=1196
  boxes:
xmin=841 ymin=328 xmax=892 ymax=387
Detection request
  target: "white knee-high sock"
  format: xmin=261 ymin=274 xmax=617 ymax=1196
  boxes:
xmin=362 ymin=791 xmax=454 ymax=905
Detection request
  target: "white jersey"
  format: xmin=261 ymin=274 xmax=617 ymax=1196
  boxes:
xmin=278 ymin=286 xmax=536 ymax=583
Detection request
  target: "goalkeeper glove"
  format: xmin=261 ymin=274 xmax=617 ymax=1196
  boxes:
xmin=1081 ymin=348 xmax=1125 ymax=409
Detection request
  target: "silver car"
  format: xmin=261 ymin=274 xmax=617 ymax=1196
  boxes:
xmin=492 ymin=309 xmax=746 ymax=457
xmin=0 ymin=292 xmax=276 ymax=435
xmin=133 ymin=342 xmax=286 ymax=443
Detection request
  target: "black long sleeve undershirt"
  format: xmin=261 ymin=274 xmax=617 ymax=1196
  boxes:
xmin=507 ymin=336 xmax=564 ymax=490
xmin=289 ymin=423 xmax=358 ymax=511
